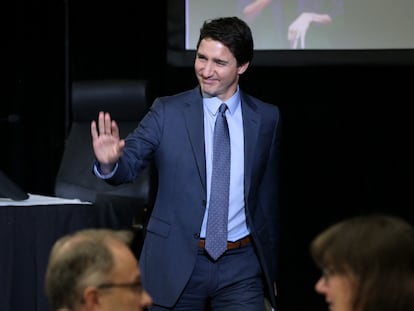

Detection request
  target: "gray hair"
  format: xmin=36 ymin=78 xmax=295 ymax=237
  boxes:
xmin=45 ymin=229 xmax=134 ymax=311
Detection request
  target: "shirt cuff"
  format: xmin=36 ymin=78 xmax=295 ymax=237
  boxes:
xmin=93 ymin=162 xmax=118 ymax=179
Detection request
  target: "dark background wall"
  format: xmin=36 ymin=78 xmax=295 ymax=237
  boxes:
xmin=4 ymin=1 xmax=414 ymax=310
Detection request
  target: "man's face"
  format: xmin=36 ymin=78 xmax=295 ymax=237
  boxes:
xmin=97 ymin=241 xmax=152 ymax=311
xmin=195 ymin=38 xmax=248 ymax=101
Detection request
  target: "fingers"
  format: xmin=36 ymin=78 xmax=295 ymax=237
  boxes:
xmin=300 ymin=33 xmax=306 ymax=49
xmin=288 ymin=27 xmax=298 ymax=48
xmin=118 ymin=139 xmax=125 ymax=151
xmin=96 ymin=111 xmax=104 ymax=135
xmin=289 ymin=37 xmax=298 ymax=49
xmin=288 ymin=29 xmax=295 ymax=42
xmin=104 ymin=112 xmax=112 ymax=135
xmin=91 ymin=120 xmax=98 ymax=140
xmin=288 ymin=32 xmax=305 ymax=49
xmin=94 ymin=111 xmax=120 ymax=137
xmin=111 ymin=120 xmax=120 ymax=139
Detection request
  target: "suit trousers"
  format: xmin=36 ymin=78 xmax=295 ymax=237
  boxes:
xmin=149 ymin=243 xmax=265 ymax=311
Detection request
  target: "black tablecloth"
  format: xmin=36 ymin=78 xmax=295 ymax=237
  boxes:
xmin=0 ymin=199 xmax=148 ymax=311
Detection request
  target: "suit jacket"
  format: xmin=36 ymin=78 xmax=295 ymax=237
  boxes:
xmin=108 ymin=86 xmax=281 ymax=308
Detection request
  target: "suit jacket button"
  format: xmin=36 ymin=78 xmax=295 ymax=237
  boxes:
xmin=194 ymin=233 xmax=200 ymax=239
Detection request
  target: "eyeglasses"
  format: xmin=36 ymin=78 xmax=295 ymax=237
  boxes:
xmin=97 ymin=280 xmax=143 ymax=294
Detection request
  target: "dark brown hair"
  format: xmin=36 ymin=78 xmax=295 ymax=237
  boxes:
xmin=197 ymin=16 xmax=254 ymax=66
xmin=311 ymin=214 xmax=414 ymax=311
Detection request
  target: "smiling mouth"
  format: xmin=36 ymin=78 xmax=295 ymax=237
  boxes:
xmin=201 ymin=80 xmax=218 ymax=90
xmin=202 ymin=77 xmax=216 ymax=84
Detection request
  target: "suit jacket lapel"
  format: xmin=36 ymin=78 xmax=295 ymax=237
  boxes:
xmin=183 ymin=87 xmax=207 ymax=193
xmin=241 ymin=92 xmax=260 ymax=197
xmin=182 ymin=88 xmax=260 ymax=198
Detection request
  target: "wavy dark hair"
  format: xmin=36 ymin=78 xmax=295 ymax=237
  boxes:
xmin=196 ymin=16 xmax=254 ymax=67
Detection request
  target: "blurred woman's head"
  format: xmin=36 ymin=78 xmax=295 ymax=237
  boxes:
xmin=310 ymin=214 xmax=414 ymax=311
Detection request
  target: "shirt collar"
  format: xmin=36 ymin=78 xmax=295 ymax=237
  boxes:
xmin=203 ymin=86 xmax=240 ymax=116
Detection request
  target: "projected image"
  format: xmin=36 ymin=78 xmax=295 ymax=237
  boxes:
xmin=185 ymin=0 xmax=414 ymax=50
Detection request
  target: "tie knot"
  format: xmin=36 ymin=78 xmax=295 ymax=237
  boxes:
xmin=219 ymin=103 xmax=228 ymax=115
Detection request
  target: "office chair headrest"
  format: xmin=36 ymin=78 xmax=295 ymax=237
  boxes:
xmin=71 ymin=80 xmax=150 ymax=122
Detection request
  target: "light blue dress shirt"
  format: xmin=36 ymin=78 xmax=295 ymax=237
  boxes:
xmin=200 ymin=88 xmax=250 ymax=242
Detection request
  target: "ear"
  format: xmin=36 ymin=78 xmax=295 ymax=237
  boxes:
xmin=81 ymin=286 xmax=100 ymax=309
xmin=237 ymin=62 xmax=250 ymax=75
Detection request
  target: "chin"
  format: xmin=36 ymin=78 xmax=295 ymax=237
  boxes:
xmin=200 ymin=87 xmax=217 ymax=98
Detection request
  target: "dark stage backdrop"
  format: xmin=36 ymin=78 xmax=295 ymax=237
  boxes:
xmin=5 ymin=1 xmax=414 ymax=311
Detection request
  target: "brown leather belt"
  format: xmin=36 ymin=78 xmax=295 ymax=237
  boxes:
xmin=198 ymin=235 xmax=251 ymax=250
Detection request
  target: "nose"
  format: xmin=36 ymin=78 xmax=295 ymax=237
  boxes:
xmin=315 ymin=276 xmax=327 ymax=294
xmin=201 ymin=61 xmax=214 ymax=77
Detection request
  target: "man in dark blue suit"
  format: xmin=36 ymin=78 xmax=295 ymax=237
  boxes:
xmin=91 ymin=16 xmax=281 ymax=311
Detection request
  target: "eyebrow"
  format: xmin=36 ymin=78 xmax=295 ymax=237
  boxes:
xmin=197 ymin=53 xmax=230 ymax=65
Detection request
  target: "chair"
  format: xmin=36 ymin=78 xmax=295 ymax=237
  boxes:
xmin=54 ymin=80 xmax=155 ymax=253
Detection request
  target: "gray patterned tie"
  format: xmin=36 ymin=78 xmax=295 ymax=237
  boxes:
xmin=205 ymin=103 xmax=230 ymax=260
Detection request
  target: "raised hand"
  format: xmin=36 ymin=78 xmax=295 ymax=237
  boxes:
xmin=90 ymin=111 xmax=125 ymax=173
xmin=288 ymin=12 xmax=332 ymax=49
